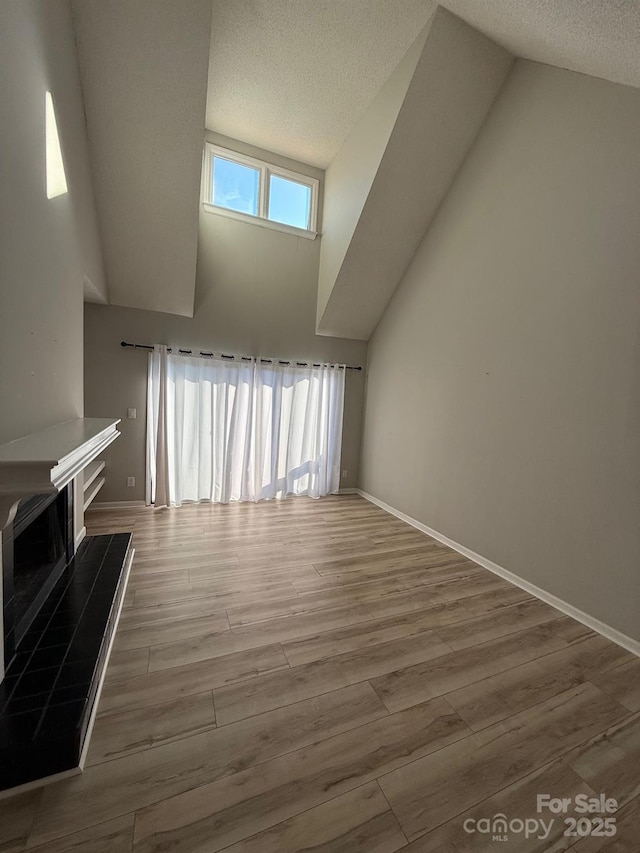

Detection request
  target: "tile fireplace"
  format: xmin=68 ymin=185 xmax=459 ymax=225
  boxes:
xmin=0 ymin=418 xmax=133 ymax=792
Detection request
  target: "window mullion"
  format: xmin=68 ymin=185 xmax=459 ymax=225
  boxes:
xmin=260 ymin=167 xmax=269 ymax=219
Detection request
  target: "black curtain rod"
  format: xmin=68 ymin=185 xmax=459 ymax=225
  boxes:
xmin=120 ymin=341 xmax=363 ymax=371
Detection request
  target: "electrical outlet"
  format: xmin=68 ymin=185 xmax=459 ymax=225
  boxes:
xmin=342 ymin=470 xmax=348 ymax=479
xmin=127 ymin=476 xmax=135 ymax=487
xmin=127 ymin=407 xmax=137 ymax=419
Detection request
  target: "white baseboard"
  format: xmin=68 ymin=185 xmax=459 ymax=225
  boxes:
xmin=88 ymin=500 xmax=146 ymax=511
xmin=74 ymin=526 xmax=86 ymax=550
xmin=338 ymin=488 xmax=358 ymax=495
xmin=357 ymin=489 xmax=640 ymax=658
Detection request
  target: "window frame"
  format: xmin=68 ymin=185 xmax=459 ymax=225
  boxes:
xmin=202 ymin=143 xmax=319 ymax=239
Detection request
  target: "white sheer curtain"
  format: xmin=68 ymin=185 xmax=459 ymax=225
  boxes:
xmin=146 ymin=346 xmax=346 ymax=507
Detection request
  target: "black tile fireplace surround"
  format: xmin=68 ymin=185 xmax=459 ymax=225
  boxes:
xmin=2 ymin=487 xmax=74 ymax=665
xmin=0 ymin=494 xmax=131 ymax=791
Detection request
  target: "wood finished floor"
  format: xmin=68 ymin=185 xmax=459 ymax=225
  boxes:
xmin=2 ymin=494 xmax=639 ymax=852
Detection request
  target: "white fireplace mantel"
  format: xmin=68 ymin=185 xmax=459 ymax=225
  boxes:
xmin=0 ymin=418 xmax=121 ymax=531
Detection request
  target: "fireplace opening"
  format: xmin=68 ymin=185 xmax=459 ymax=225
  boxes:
xmin=2 ymin=486 xmax=73 ymax=665
xmin=14 ymin=491 xmax=70 ymax=640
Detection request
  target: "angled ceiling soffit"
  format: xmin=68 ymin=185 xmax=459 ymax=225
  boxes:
xmin=72 ymin=0 xmax=212 ymax=318
xmin=316 ymin=6 xmax=514 ymax=340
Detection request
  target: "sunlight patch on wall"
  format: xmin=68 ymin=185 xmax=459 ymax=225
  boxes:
xmin=45 ymin=91 xmax=68 ymax=199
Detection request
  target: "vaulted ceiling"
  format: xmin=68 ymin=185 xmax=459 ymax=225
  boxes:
xmin=316 ymin=8 xmax=513 ymax=339
xmin=72 ymin=0 xmax=640 ymax=332
xmin=207 ymin=0 xmax=640 ymax=169
xmin=207 ymin=0 xmax=434 ymax=168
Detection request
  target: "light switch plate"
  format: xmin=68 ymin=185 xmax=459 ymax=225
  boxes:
xmin=127 ymin=408 xmax=137 ymax=419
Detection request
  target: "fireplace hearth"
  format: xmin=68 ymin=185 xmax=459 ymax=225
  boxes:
xmin=0 ymin=531 xmax=132 ymax=790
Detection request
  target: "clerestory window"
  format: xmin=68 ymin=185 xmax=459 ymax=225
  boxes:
xmin=202 ymin=143 xmax=319 ymax=238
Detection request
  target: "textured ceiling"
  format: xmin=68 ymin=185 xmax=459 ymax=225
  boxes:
xmin=446 ymin=0 xmax=640 ymax=89
xmin=207 ymin=0 xmax=640 ymax=168
xmin=207 ymin=0 xmax=434 ymax=167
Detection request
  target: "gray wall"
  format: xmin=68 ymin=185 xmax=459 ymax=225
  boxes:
xmin=85 ymin=141 xmax=367 ymax=500
xmin=361 ymin=60 xmax=640 ymax=641
xmin=0 ymin=0 xmax=101 ymax=444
